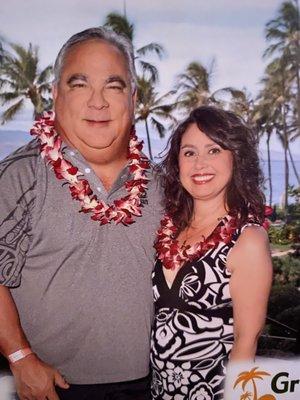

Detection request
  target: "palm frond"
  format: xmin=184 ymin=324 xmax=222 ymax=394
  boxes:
xmin=137 ymin=43 xmax=165 ymax=59
xmin=37 ymin=65 xmax=53 ymax=85
xmin=150 ymin=117 xmax=166 ymax=138
xmin=139 ymin=61 xmax=159 ymax=83
xmin=103 ymin=12 xmax=134 ymax=41
xmin=0 ymin=91 xmax=22 ymax=104
xmin=1 ymin=99 xmax=24 ymax=124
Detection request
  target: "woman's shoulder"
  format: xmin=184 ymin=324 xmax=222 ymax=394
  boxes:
xmin=227 ymin=221 xmax=271 ymax=273
xmin=238 ymin=223 xmax=269 ymax=247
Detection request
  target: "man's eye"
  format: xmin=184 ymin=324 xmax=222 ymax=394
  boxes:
xmin=70 ymin=83 xmax=86 ymax=88
xmin=106 ymin=84 xmax=123 ymax=91
xmin=208 ymin=147 xmax=221 ymax=155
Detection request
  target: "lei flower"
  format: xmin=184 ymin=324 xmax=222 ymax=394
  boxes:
xmin=154 ymin=214 xmax=238 ymax=270
xmin=155 ymin=207 xmax=271 ymax=270
xmin=30 ymin=111 xmax=150 ymax=225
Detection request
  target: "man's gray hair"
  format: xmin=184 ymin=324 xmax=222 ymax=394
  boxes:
xmin=53 ymin=27 xmax=137 ymax=91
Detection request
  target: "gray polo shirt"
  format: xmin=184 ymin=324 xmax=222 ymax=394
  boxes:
xmin=0 ymin=138 xmax=162 ymax=384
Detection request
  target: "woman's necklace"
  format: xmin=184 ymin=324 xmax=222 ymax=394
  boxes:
xmin=154 ymin=214 xmax=238 ymax=270
xmin=30 ymin=111 xmax=150 ymax=226
xmin=181 ymin=217 xmax=225 ymax=247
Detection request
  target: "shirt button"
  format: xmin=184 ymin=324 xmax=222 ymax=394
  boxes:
xmin=70 ymin=151 xmax=75 ymax=156
xmin=97 ymin=187 xmax=102 ymax=192
xmin=85 ymin=168 xmax=91 ymax=174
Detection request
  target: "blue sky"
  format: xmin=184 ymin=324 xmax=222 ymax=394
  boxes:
xmin=0 ymin=0 xmax=298 ymax=158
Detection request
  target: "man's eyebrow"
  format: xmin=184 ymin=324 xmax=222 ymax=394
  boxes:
xmin=105 ymin=76 xmax=127 ymax=87
xmin=67 ymin=74 xmax=88 ymax=85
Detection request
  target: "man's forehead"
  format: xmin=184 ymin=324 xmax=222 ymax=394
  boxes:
xmin=60 ymin=39 xmax=129 ymax=77
xmin=64 ymin=39 xmax=125 ymax=62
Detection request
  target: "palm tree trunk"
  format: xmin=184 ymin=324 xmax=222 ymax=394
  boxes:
xmin=144 ymin=118 xmax=153 ymax=161
xmin=266 ymin=132 xmax=273 ymax=205
xmin=280 ymin=64 xmax=289 ymax=215
xmin=295 ymin=0 xmax=300 ymax=139
xmin=288 ymin=144 xmax=300 ymax=185
xmin=252 ymin=379 xmax=258 ymax=400
xmin=282 ymin=106 xmax=289 ymax=215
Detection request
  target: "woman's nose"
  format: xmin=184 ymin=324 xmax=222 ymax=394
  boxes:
xmin=193 ymin=154 xmax=208 ymax=169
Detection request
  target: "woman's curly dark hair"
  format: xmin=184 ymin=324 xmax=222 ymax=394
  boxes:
xmin=160 ymin=106 xmax=265 ymax=232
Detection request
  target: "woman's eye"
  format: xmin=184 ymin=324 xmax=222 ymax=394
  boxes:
xmin=208 ymin=147 xmax=221 ymax=155
xmin=183 ymin=150 xmax=196 ymax=157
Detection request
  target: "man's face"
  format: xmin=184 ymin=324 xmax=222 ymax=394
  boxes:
xmin=53 ymin=39 xmax=136 ymax=159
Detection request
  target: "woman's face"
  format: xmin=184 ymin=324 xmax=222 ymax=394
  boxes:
xmin=178 ymin=123 xmax=233 ymax=203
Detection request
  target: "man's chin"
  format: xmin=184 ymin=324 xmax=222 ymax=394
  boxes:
xmin=81 ymin=138 xmax=118 ymax=151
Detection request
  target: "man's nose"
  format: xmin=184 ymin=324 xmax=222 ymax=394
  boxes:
xmin=87 ymin=89 xmax=109 ymax=110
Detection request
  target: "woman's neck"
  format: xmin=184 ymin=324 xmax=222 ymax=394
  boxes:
xmin=191 ymin=198 xmax=228 ymax=227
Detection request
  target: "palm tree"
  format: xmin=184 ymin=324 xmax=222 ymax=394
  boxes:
xmin=253 ymin=103 xmax=275 ymax=206
xmin=264 ymin=0 xmax=300 ymax=128
xmin=103 ymin=12 xmax=164 ymax=83
xmin=135 ymin=76 xmax=176 ymax=160
xmin=240 ymin=391 xmax=252 ymax=400
xmin=234 ymin=367 xmax=275 ymax=400
xmin=0 ymin=42 xmax=53 ymax=124
xmin=264 ymin=1 xmax=300 ymax=203
xmin=174 ymin=61 xmax=245 ymax=115
xmin=227 ymin=89 xmax=257 ymax=124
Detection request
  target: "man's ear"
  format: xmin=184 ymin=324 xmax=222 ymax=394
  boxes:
xmin=132 ymin=88 xmax=137 ymax=108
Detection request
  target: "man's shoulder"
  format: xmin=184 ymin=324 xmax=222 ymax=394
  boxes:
xmin=0 ymin=138 xmax=40 ymax=180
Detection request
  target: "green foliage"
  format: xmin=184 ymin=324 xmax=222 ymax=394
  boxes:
xmin=174 ymin=60 xmax=246 ymax=116
xmin=0 ymin=41 xmax=53 ymax=123
xmin=135 ymin=76 xmax=176 ymax=159
xmin=269 ymin=202 xmax=300 ymax=244
xmin=268 ymin=284 xmax=300 ymax=319
xmin=276 ymin=305 xmax=300 ymax=331
xmin=268 ymin=225 xmax=291 ymax=244
xmin=272 ymin=255 xmax=300 ymax=286
xmin=103 ymin=12 xmax=164 ymax=84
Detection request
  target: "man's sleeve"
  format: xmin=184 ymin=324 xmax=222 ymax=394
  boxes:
xmin=0 ymin=145 xmax=37 ymax=288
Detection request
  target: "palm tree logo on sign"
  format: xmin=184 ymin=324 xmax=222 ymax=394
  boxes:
xmin=233 ymin=367 xmax=276 ymax=400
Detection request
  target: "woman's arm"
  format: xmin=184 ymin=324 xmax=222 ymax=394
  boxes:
xmin=227 ymin=225 xmax=273 ymax=361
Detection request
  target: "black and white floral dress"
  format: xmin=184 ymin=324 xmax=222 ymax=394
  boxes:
xmin=151 ymin=217 xmax=255 ymax=400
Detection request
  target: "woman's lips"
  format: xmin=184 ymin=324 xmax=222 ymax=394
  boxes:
xmin=191 ymin=174 xmax=214 ymax=184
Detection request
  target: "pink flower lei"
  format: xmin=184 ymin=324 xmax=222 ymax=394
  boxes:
xmin=154 ymin=214 xmax=238 ymax=270
xmin=30 ymin=111 xmax=150 ymax=225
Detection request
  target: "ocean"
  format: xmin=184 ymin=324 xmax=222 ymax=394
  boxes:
xmin=261 ymin=159 xmax=300 ymax=206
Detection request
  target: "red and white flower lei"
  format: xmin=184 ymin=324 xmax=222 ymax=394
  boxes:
xmin=154 ymin=214 xmax=238 ymax=270
xmin=30 ymin=111 xmax=150 ymax=225
xmin=155 ymin=207 xmax=272 ymax=270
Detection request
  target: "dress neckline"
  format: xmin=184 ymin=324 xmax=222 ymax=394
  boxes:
xmin=161 ymin=214 xmax=232 ymax=291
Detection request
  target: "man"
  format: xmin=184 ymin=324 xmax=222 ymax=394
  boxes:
xmin=0 ymin=28 xmax=161 ymax=400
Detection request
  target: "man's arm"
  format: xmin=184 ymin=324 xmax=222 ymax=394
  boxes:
xmin=0 ymin=284 xmax=69 ymax=400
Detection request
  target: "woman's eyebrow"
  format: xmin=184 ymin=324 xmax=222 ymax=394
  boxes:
xmin=180 ymin=144 xmax=197 ymax=149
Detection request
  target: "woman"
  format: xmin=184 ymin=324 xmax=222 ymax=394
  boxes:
xmin=151 ymin=106 xmax=273 ymax=400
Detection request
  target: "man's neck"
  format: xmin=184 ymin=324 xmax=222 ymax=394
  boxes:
xmin=89 ymin=157 xmax=128 ymax=192
xmin=58 ymin=131 xmax=129 ymax=191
